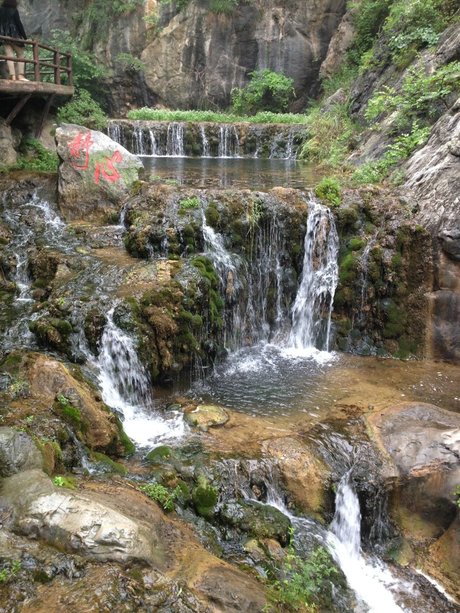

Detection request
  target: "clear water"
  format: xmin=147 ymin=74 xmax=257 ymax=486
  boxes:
xmin=141 ymin=157 xmax=324 ymax=190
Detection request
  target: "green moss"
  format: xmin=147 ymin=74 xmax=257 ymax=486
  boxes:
xmin=91 ymin=451 xmax=127 ymax=475
xmin=145 ymin=445 xmax=173 ymax=462
xmin=205 ymin=204 xmax=220 ymax=228
xmin=192 ymin=475 xmax=218 ymax=518
xmin=115 ymin=417 xmax=136 ymax=456
xmin=54 ymin=394 xmax=87 ymax=432
xmin=53 ymin=475 xmax=77 ymax=489
xmin=349 ymin=237 xmax=366 ymax=251
xmin=339 ymin=252 xmax=359 ymax=285
xmin=179 ymin=196 xmax=200 ymax=210
xmin=383 ymin=301 xmax=407 ymax=339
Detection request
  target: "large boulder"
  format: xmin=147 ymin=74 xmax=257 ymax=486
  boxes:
xmin=0 ymin=427 xmax=43 ymax=477
xmin=366 ymin=402 xmax=460 ymax=598
xmin=1 ymin=469 xmax=163 ymax=564
xmin=56 ymin=124 xmax=142 ymax=221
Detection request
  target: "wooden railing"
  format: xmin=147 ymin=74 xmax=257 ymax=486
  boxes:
xmin=0 ymin=36 xmax=72 ymax=85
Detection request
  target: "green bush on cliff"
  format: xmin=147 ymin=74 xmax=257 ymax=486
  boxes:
xmin=57 ymin=89 xmax=108 ymax=132
xmin=231 ymin=70 xmax=295 ymax=115
xmin=140 ymin=482 xmax=181 ymax=512
xmin=266 ymin=544 xmax=338 ymax=612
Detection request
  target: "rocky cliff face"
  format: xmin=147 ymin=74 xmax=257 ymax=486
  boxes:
xmin=141 ymin=0 xmax=347 ymax=110
xmin=20 ymin=0 xmax=346 ymax=114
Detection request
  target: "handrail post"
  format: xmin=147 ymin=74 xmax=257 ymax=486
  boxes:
xmin=33 ymin=40 xmax=40 ymax=82
xmin=67 ymin=54 xmax=73 ymax=87
xmin=54 ymin=50 xmax=61 ymax=85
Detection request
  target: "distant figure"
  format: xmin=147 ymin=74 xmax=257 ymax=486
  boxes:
xmin=0 ymin=0 xmax=28 ymax=81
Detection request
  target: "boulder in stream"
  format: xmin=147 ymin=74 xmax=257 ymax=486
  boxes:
xmin=56 ymin=124 xmax=142 ymax=221
xmin=184 ymin=404 xmax=229 ymax=431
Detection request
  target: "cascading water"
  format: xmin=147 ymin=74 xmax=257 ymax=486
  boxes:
xmin=218 ymin=125 xmax=241 ymax=158
xmin=200 ymin=125 xmax=210 ymax=157
xmin=94 ymin=308 xmax=186 ymax=447
xmin=327 ymin=472 xmax=406 ymax=613
xmin=288 ymin=200 xmax=339 ymax=353
xmin=166 ymin=122 xmax=185 ymax=157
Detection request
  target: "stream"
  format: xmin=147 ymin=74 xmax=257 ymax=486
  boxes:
xmin=1 ymin=179 xmax=458 ymax=613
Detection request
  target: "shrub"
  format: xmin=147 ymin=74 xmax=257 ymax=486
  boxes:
xmin=353 ymin=122 xmax=431 ymax=184
xmin=140 ymin=483 xmax=181 ymax=511
xmin=266 ymin=544 xmax=338 ymax=612
xmin=57 ymin=88 xmax=108 ymax=131
xmin=179 ymin=196 xmax=200 ymax=210
xmin=15 ymin=139 xmax=58 ymax=172
xmin=0 ymin=560 xmax=21 ymax=584
xmin=315 ymin=177 xmax=342 ymax=207
xmin=231 ymin=70 xmax=295 ymax=115
xmin=365 ymin=62 xmax=460 ymax=129
xmin=209 ymin=0 xmax=239 ymax=13
xmin=299 ymin=104 xmax=355 ymax=168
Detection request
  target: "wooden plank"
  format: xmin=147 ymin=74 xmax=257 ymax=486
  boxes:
xmin=5 ymin=94 xmax=32 ymax=125
xmin=0 ymin=80 xmax=74 ymax=97
xmin=35 ymin=94 xmax=56 ymax=138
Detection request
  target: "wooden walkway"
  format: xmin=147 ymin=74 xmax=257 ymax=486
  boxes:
xmin=0 ymin=35 xmax=74 ymax=135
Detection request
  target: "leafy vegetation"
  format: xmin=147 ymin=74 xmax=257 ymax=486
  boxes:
xmin=14 ymin=139 xmax=58 ymax=172
xmin=231 ymin=70 xmax=295 ymax=115
xmin=127 ymin=108 xmax=308 ymax=125
xmin=455 ymin=485 xmax=460 ymax=508
xmin=299 ymin=104 xmax=356 ymax=167
xmin=265 ymin=544 xmax=338 ymax=612
xmin=57 ymin=89 xmax=108 ymax=131
xmin=353 ymin=122 xmax=431 ymax=184
xmin=53 ymin=475 xmax=77 ymax=489
xmin=179 ymin=196 xmax=201 ymax=210
xmin=365 ymin=62 xmax=460 ymax=130
xmin=315 ymin=177 xmax=342 ymax=207
xmin=0 ymin=560 xmax=21 ymax=584
xmin=140 ymin=483 xmax=181 ymax=511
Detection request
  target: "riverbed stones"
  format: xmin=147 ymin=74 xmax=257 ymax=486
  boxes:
xmin=184 ymin=404 xmax=229 ymax=431
xmin=56 ymin=124 xmax=142 ymax=221
xmin=0 ymin=427 xmax=42 ymax=477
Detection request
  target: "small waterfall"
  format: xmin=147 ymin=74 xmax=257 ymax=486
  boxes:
xmin=288 ymin=200 xmax=339 ymax=353
xmin=327 ymin=473 xmax=405 ymax=613
xmin=148 ymin=129 xmax=158 ymax=156
xmin=108 ymin=122 xmax=121 ymax=144
xmin=359 ymin=237 xmax=377 ymax=321
xmin=285 ymin=129 xmax=295 ymax=160
xmin=132 ymin=124 xmax=145 ymax=156
xmin=166 ymin=122 xmax=185 ymax=156
xmin=95 ymin=308 xmax=185 ymax=447
xmin=200 ymin=125 xmax=210 ymax=157
xmin=218 ymin=125 xmax=240 ymax=158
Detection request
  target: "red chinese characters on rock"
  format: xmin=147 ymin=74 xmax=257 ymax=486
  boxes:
xmin=69 ymin=133 xmax=92 ymax=171
xmin=94 ymin=151 xmax=122 ymax=185
xmin=68 ymin=132 xmax=123 ymax=185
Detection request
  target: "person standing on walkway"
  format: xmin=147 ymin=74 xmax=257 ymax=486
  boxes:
xmin=0 ymin=0 xmax=28 ymax=81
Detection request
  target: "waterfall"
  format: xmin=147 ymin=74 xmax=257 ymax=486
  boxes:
xmin=288 ymin=200 xmax=339 ymax=353
xmin=327 ymin=473 xmax=405 ymax=613
xmin=359 ymin=236 xmax=377 ymax=321
xmin=200 ymin=125 xmax=210 ymax=157
xmin=218 ymin=125 xmax=240 ymax=158
xmin=95 ymin=308 xmax=185 ymax=447
xmin=132 ymin=124 xmax=145 ymax=156
xmin=148 ymin=129 xmax=158 ymax=156
xmin=166 ymin=122 xmax=185 ymax=156
xmin=108 ymin=122 xmax=121 ymax=144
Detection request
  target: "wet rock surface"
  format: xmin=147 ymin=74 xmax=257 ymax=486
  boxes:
xmin=0 ymin=428 xmax=42 ymax=477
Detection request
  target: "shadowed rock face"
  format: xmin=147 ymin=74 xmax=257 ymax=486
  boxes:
xmin=142 ymin=0 xmax=347 ymax=109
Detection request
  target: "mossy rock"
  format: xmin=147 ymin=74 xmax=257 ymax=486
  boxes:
xmin=192 ymin=475 xmax=218 ymax=518
xmin=91 ymin=451 xmax=127 ymax=475
xmin=219 ymin=500 xmax=291 ymax=546
xmin=184 ymin=404 xmax=229 ymax=431
xmin=145 ymin=445 xmax=173 ymax=463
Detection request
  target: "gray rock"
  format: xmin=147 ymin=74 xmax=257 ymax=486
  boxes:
xmin=56 ymin=124 xmax=143 ymax=221
xmin=0 ymin=120 xmax=17 ymax=168
xmin=0 ymin=427 xmax=42 ymax=477
xmin=1 ymin=469 xmax=161 ymax=564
